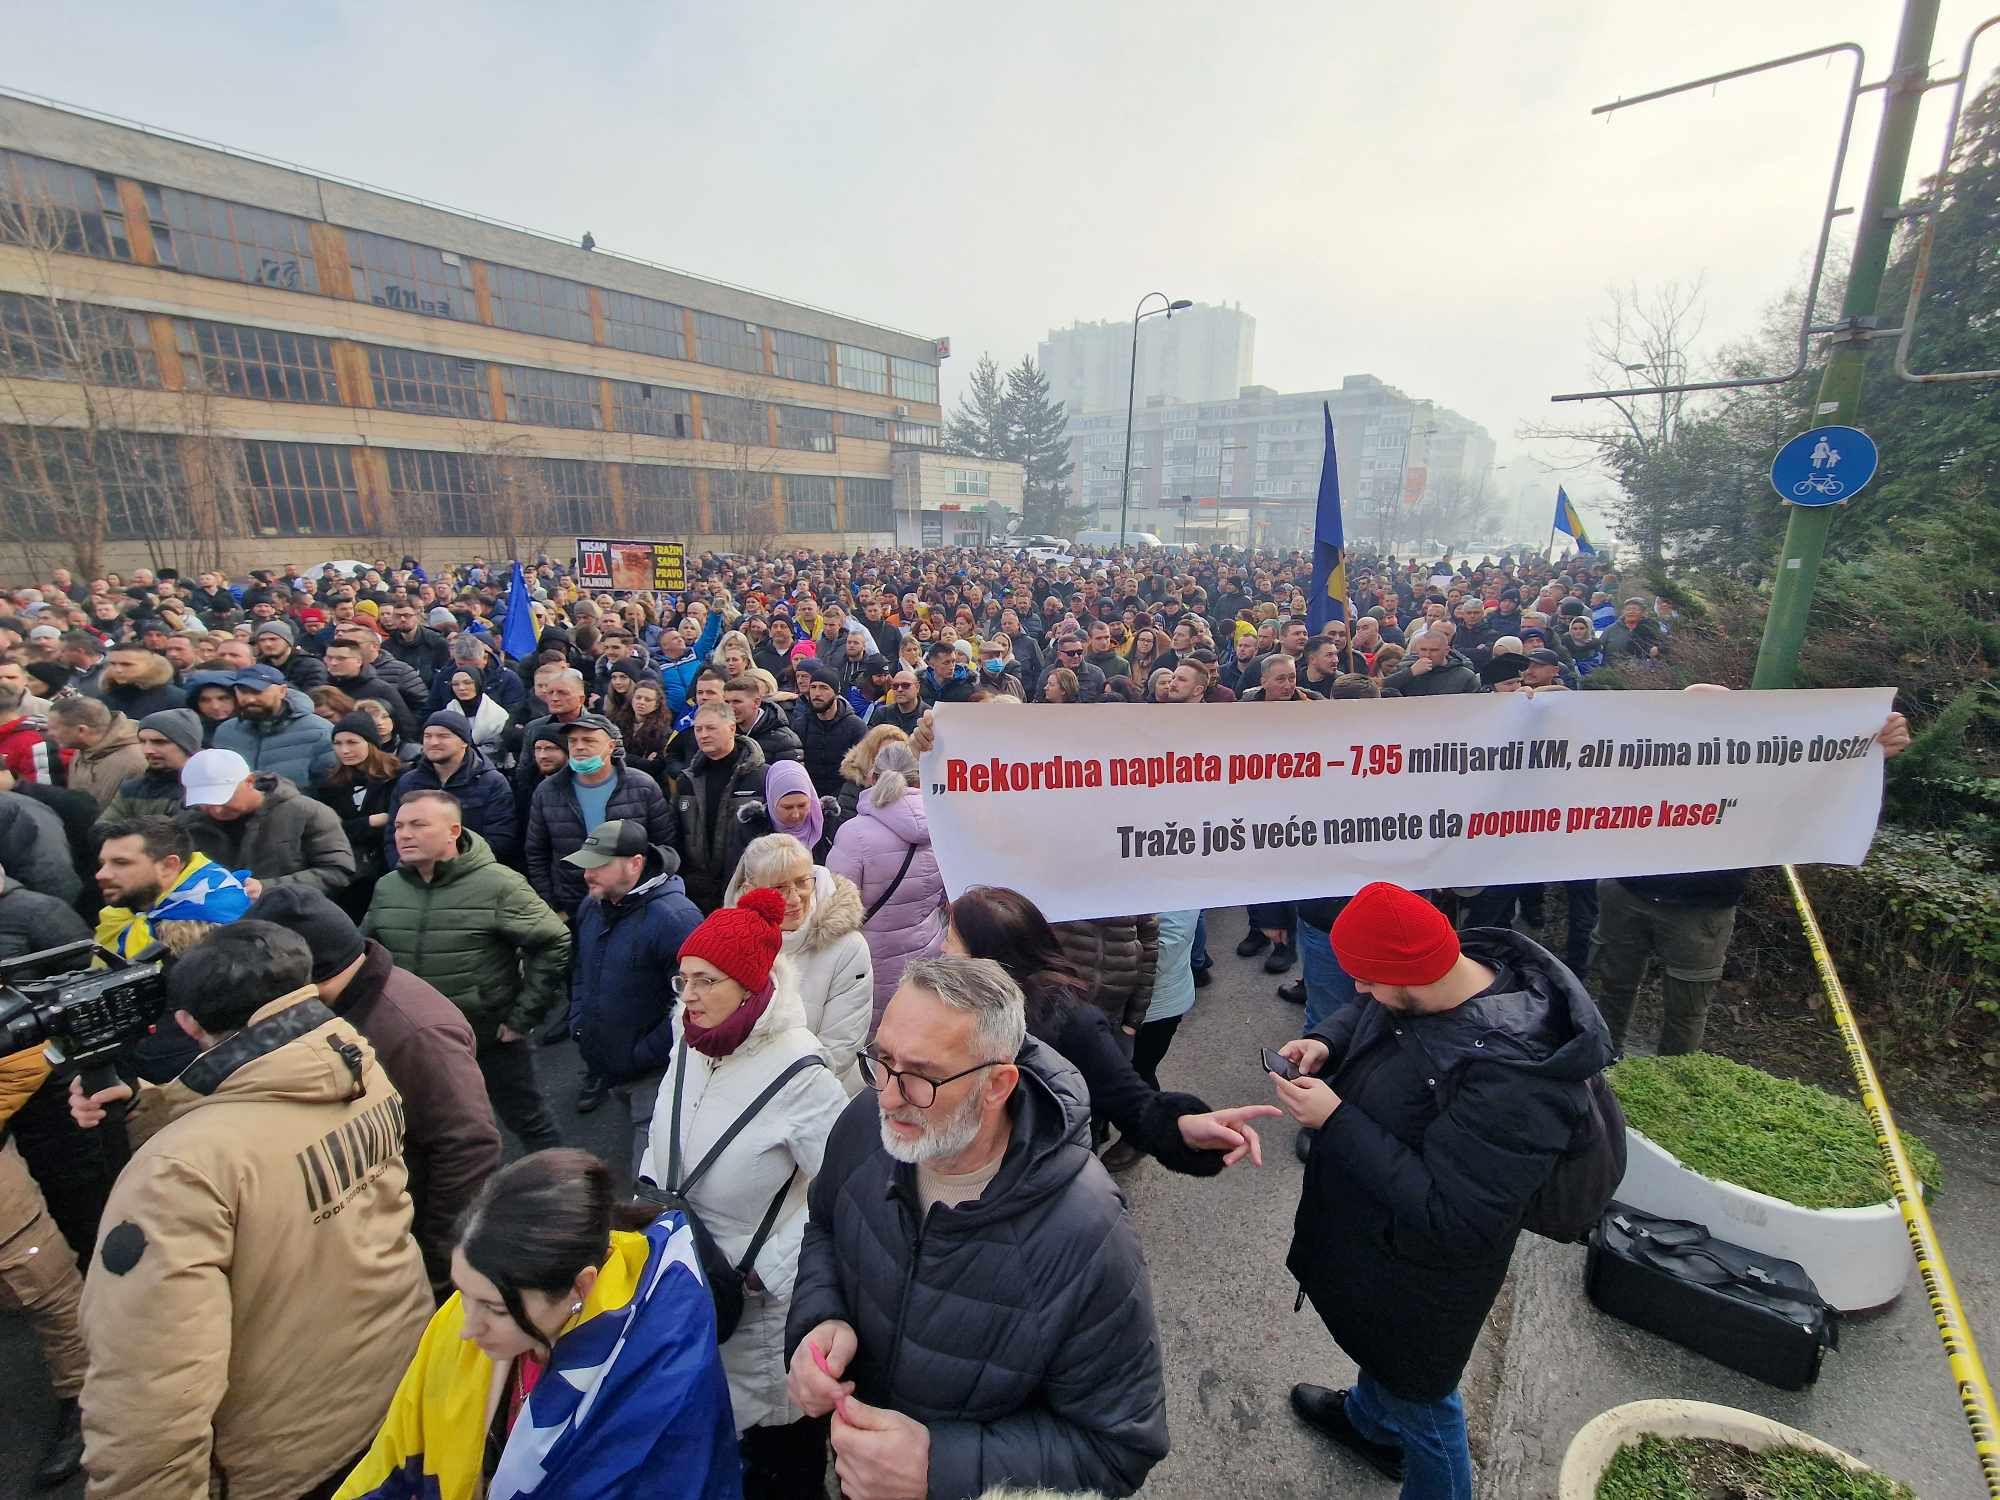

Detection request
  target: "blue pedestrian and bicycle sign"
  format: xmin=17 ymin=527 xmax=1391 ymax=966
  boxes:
xmin=1770 ymin=425 xmax=1878 ymax=506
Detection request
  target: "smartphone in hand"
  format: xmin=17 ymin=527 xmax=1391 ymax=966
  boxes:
xmin=1261 ymin=1046 xmax=1301 ymax=1081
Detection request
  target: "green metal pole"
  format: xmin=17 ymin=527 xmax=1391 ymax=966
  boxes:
xmin=1752 ymin=0 xmax=1941 ymax=688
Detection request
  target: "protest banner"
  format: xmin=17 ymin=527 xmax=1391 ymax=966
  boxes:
xmin=575 ymin=538 xmax=687 ymax=592
xmin=919 ymin=688 xmax=1895 ymax=922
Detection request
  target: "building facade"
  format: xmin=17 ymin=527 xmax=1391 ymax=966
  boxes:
xmin=0 ymin=94 xmax=947 ymax=578
xmin=1065 ymin=374 xmax=1496 ymax=550
xmin=1037 ymin=302 xmax=1254 ymax=418
xmin=889 ymin=450 xmax=1025 ymax=548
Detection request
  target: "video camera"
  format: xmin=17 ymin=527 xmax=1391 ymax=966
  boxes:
xmin=0 ymin=940 xmax=167 ymax=1097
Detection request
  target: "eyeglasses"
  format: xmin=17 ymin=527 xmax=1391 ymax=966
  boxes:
xmin=856 ymin=1052 xmax=1000 ymax=1109
xmin=670 ymin=972 xmax=731 ymax=997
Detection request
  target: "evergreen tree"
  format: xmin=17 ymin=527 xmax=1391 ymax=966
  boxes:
xmin=945 ymin=353 xmax=1010 ymax=458
xmin=1003 ymin=356 xmax=1079 ymax=536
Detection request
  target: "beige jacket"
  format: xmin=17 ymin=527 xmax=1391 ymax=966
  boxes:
xmin=80 ymin=989 xmax=431 ymax=1500
xmin=67 ymin=712 xmax=144 ymax=810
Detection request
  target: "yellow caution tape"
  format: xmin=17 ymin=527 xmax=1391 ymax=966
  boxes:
xmin=1783 ymin=863 xmax=2000 ymax=1498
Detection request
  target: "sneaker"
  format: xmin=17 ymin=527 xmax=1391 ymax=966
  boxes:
xmin=34 ymin=1397 xmax=83 ymax=1491
xmin=1192 ymin=966 xmax=1213 ymax=990
xmin=1294 ymin=1125 xmax=1317 ymax=1163
xmin=1100 ymin=1138 xmax=1146 ymax=1174
xmin=1236 ymin=930 xmax=1271 ymax=958
xmin=1263 ymin=942 xmax=1297 ymax=974
xmin=1277 ymin=979 xmax=1306 ymax=1005
xmin=1290 ymin=1385 xmax=1405 ymax=1482
xmin=575 ymin=1075 xmax=609 ymax=1114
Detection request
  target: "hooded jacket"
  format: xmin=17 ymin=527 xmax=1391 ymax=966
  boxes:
xmin=382 ymin=625 xmax=450 ymax=684
xmin=639 ymin=970 xmax=850 ymax=1435
xmin=99 ymin=764 xmax=187 ymax=825
xmin=179 ymin=774 xmax=355 ymax=896
xmin=327 ymin=941 xmax=501 ymax=1294
xmin=744 ymin=699 xmax=804 ymax=767
xmin=527 ymin=758 xmax=678 ymax=917
xmin=363 ymin=830 xmax=572 ymax=1044
xmin=78 ymin=990 xmax=432 ymax=1500
xmin=65 ymin=711 xmax=145 ymax=810
xmin=825 ymin=788 xmax=946 ymax=1018
xmin=796 ymin=693 xmax=866 ymax=797
xmin=785 ymin=1038 xmax=1169 ymax=1499
xmin=90 ymin=651 xmax=186 ymax=720
xmin=214 ymin=687 xmax=336 ymax=787
xmin=723 ymin=864 xmax=872 ymax=1094
xmin=386 ymin=743 xmax=518 ymax=867
xmin=1288 ymin=928 xmax=1614 ymax=1401
xmin=572 ymin=845 xmax=703 ymax=1084
xmin=670 ymin=738 xmax=767 ymax=913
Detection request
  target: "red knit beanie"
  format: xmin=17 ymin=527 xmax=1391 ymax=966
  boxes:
xmin=1331 ymin=882 xmax=1460 ymax=986
xmin=678 ymin=888 xmax=786 ymax=991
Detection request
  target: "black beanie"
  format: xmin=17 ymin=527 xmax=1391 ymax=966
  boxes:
xmin=423 ymin=710 xmax=474 ymax=746
xmin=331 ymin=711 xmax=383 ymax=748
xmin=245 ymin=886 xmax=366 ymax=983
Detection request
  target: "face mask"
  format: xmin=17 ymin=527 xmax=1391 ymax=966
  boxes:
xmin=981 ymin=658 xmax=1005 ymax=675
xmin=569 ymin=754 xmax=606 ymax=776
xmin=952 ymin=664 xmax=969 ymax=681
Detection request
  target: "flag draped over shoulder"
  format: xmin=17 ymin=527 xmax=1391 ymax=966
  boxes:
xmin=501 ymin=562 xmax=539 ymax=662
xmin=1306 ymin=401 xmax=1347 ymax=633
xmin=1553 ymin=487 xmax=1596 ymax=555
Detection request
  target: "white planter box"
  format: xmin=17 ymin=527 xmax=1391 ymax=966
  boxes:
xmin=1614 ymin=1126 xmax=1911 ymax=1311
xmin=1559 ymin=1398 xmax=1888 ymax=1500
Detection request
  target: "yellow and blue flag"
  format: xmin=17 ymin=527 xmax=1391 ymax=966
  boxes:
xmin=1553 ymin=487 xmax=1596 ymax=555
xmin=1307 ymin=402 xmax=1347 ymax=632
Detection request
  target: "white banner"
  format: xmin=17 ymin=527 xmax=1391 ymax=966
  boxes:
xmin=919 ymin=689 xmax=1894 ymax=921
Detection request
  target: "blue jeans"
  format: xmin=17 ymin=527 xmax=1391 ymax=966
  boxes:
xmin=1296 ymin=916 xmax=1357 ymax=1034
xmin=1344 ymin=1375 xmax=1474 ymax=1500
xmin=1191 ymin=911 xmax=1213 ymax=973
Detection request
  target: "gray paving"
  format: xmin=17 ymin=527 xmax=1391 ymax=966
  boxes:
xmin=4 ymin=939 xmax=1993 ymax=1498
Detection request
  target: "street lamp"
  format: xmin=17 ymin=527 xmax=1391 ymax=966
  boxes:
xmin=1119 ymin=292 xmax=1192 ymax=547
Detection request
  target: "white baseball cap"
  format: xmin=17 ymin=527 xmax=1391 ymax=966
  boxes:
xmin=180 ymin=748 xmax=251 ymax=806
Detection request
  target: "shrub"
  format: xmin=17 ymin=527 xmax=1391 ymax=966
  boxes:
xmin=1596 ymin=1434 xmax=1916 ymax=1500
xmin=1609 ymin=1053 xmax=1942 ymax=1209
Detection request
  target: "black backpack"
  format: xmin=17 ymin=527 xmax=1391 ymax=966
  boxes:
xmin=640 ymin=1044 xmax=825 ymax=1341
xmin=1524 ymin=1072 xmax=1628 ymax=1242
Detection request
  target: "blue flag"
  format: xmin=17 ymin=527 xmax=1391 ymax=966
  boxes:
xmin=501 ymin=561 xmax=538 ymax=661
xmin=1307 ymin=402 xmax=1347 ymax=633
xmin=1553 ymin=487 xmax=1596 ymax=555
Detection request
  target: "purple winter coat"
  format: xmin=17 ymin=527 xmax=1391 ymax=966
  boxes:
xmin=826 ymin=789 xmax=947 ymax=1019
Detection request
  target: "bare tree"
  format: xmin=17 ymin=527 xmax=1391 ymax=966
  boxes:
xmin=704 ymin=382 xmax=783 ymax=552
xmin=1522 ymin=278 xmax=1707 ymax=563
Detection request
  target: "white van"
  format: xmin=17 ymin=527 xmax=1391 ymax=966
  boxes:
xmin=1073 ymin=529 xmax=1164 ymax=549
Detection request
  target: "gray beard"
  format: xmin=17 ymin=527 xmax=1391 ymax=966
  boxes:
xmin=878 ymin=1085 xmax=984 ymax=1165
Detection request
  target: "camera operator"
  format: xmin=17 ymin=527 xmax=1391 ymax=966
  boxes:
xmin=69 ymin=922 xmax=431 ymax=1499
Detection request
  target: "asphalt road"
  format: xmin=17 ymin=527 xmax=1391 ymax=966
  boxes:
xmin=4 ymin=933 xmax=1993 ymax=1497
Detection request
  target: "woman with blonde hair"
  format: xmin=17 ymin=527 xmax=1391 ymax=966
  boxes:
xmin=723 ymin=833 xmax=871 ymax=1093
xmin=836 ymin=722 xmax=908 ymax=819
xmin=714 ymin=629 xmax=755 ymax=682
xmin=825 ymin=741 xmax=945 ymax=1019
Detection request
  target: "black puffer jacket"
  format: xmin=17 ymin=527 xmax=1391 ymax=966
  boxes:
xmin=671 ymin=738 xmax=767 ymax=912
xmin=797 ymin=695 xmax=866 ymax=797
xmin=744 ymin=700 xmax=804 ymax=767
xmin=525 ymin=759 xmax=677 ymax=917
xmin=1288 ymin=928 xmax=1612 ymax=1401
xmin=787 ymin=1038 xmax=1169 ymax=1499
xmin=1052 ymin=915 xmax=1160 ymax=1033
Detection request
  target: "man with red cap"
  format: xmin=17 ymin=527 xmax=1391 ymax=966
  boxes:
xmin=1269 ymin=881 xmax=1613 ymax=1498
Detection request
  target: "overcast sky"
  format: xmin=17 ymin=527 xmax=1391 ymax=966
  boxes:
xmin=8 ymin=0 xmax=1992 ymax=533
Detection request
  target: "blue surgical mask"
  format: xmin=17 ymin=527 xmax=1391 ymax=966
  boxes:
xmin=982 ymin=658 xmax=1006 ymax=675
xmin=569 ymin=754 xmax=606 ymax=776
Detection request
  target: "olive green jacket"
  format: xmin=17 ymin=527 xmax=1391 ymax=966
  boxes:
xmin=362 ymin=831 xmax=571 ymax=1042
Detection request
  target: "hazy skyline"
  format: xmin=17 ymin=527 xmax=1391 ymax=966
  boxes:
xmin=7 ymin=0 xmax=1991 ymax=533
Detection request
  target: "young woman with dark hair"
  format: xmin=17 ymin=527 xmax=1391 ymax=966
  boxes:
xmin=336 ymin=1149 xmax=740 ymax=1500
xmin=312 ymin=711 xmax=402 ymax=919
xmin=943 ymin=885 xmax=1277 ymax=1176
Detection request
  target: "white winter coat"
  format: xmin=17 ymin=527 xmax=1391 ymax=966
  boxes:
xmin=728 ymin=865 xmax=874 ymax=1095
xmin=442 ymin=692 xmax=513 ymax=767
xmin=639 ymin=968 xmax=849 ymax=1434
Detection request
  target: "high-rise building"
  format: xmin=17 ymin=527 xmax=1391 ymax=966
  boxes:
xmin=0 ymin=93 xmax=947 ymax=576
xmin=1038 ymin=302 xmax=1254 ymax=417
xmin=1066 ymin=374 xmax=1496 ymax=549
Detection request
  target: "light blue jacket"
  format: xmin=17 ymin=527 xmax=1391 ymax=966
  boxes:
xmin=1143 ymin=908 xmax=1199 ymax=1026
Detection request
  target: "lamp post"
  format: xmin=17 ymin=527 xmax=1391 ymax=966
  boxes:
xmin=1119 ymin=292 xmax=1192 ymax=547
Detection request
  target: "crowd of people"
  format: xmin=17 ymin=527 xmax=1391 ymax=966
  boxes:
xmin=0 ymin=541 xmax=1905 ymax=1500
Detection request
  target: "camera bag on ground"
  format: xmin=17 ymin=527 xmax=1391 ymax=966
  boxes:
xmin=642 ymin=1043 xmax=825 ymax=1342
xmin=1585 ymin=1202 xmax=1839 ymax=1390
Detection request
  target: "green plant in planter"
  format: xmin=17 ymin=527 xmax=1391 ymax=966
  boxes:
xmin=1608 ymin=1054 xmax=1942 ymax=1210
xmin=1596 ymin=1434 xmax=1915 ymax=1499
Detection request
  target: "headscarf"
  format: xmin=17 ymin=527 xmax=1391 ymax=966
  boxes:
xmin=761 ymin=759 xmax=823 ymax=852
